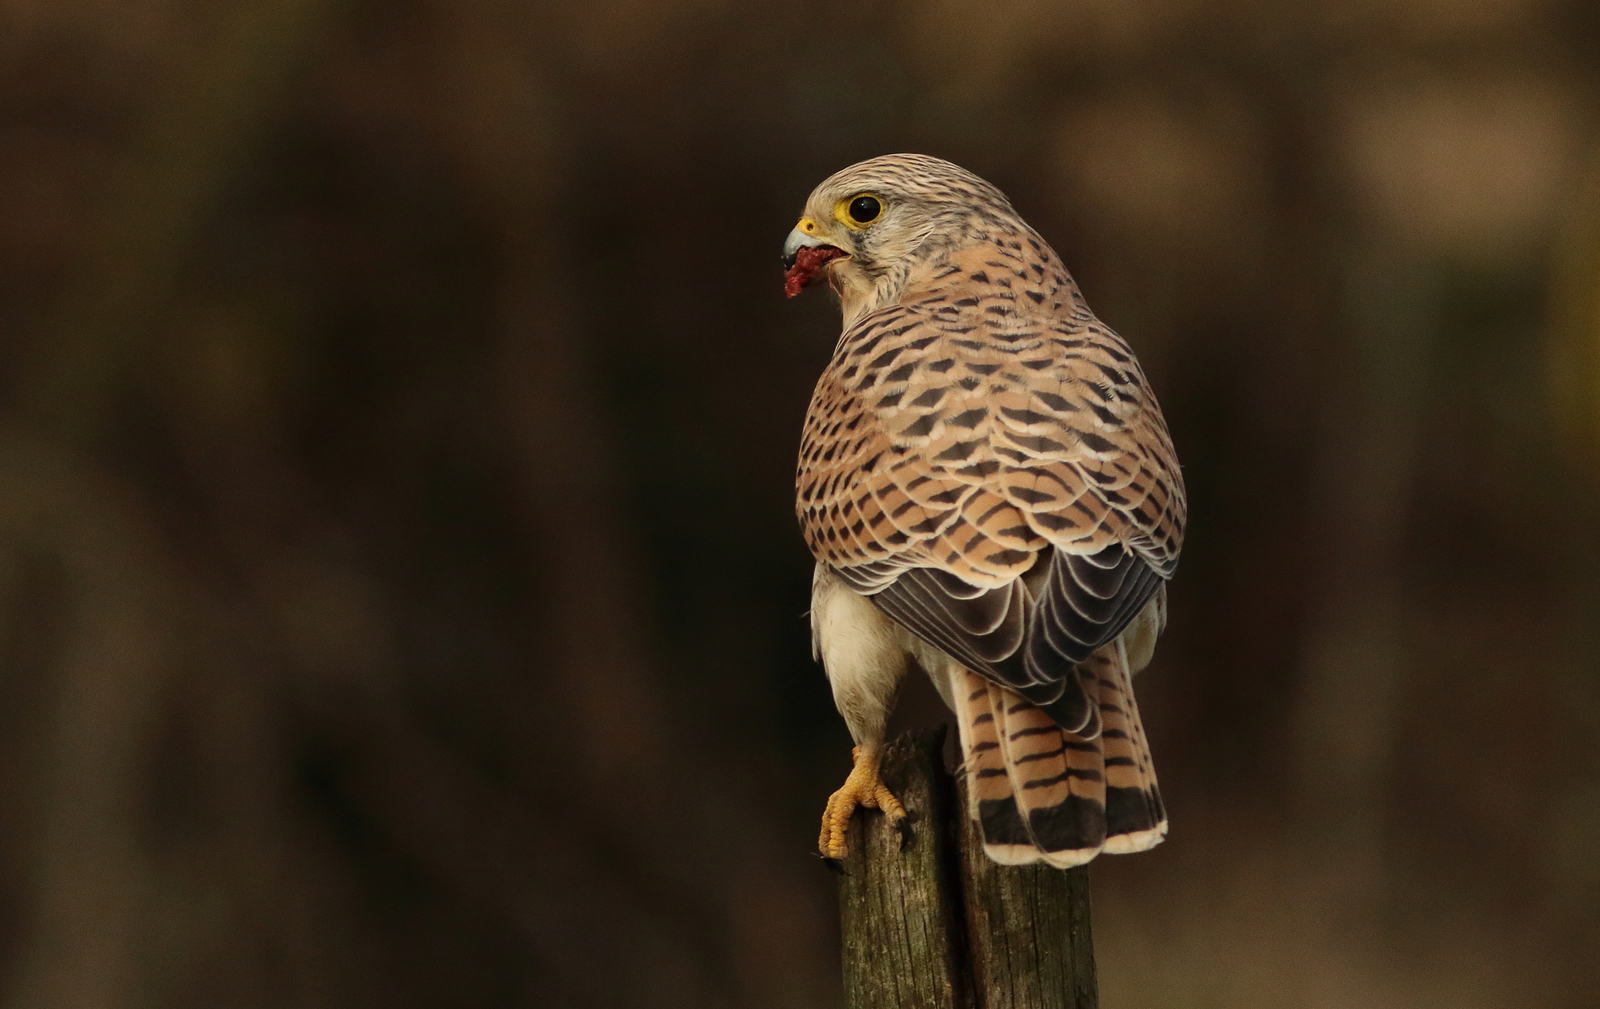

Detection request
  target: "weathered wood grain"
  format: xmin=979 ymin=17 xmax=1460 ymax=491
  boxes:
xmin=958 ymin=806 xmax=1097 ymax=1009
xmin=836 ymin=728 xmax=1098 ymax=1009
xmin=837 ymin=728 xmax=971 ymax=1009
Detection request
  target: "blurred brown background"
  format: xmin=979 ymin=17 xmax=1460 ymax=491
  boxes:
xmin=1 ymin=0 xmax=1599 ymax=1006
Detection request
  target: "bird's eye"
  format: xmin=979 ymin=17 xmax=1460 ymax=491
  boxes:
xmin=832 ymin=193 xmax=885 ymax=230
xmin=848 ymin=196 xmax=882 ymax=224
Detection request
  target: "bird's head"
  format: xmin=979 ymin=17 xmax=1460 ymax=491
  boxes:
xmin=782 ymin=154 xmax=1018 ymax=323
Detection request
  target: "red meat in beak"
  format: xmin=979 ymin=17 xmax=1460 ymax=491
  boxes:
xmin=782 ymin=245 xmax=846 ymax=298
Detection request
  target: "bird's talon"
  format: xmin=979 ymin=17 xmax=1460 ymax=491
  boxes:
xmin=895 ymin=815 xmax=915 ymax=851
xmin=817 ymin=747 xmax=907 ymax=861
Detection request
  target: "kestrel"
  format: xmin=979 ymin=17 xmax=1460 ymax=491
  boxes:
xmin=785 ymin=154 xmax=1185 ymax=868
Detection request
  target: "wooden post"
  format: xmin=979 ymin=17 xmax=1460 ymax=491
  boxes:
xmin=836 ymin=728 xmax=1098 ymax=1009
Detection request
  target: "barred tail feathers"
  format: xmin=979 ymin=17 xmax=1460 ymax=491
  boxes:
xmin=1097 ymin=639 xmax=1167 ymax=853
xmin=952 ymin=671 xmax=1039 ymax=864
xmin=952 ymin=643 xmax=1166 ymax=867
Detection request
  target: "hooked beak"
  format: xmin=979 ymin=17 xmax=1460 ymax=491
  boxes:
xmin=782 ymin=218 xmax=830 ymax=269
xmin=782 ymin=216 xmax=847 ymax=298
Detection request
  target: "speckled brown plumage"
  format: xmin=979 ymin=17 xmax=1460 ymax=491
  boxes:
xmin=791 ymin=154 xmax=1184 ymax=866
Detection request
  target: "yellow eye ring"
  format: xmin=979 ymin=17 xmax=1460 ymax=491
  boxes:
xmin=834 ymin=193 xmax=883 ymax=230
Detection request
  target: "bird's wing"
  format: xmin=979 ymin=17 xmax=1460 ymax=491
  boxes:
xmin=796 ymin=245 xmax=1184 ymax=731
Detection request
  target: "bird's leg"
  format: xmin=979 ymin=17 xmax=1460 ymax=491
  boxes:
xmin=818 ymin=744 xmax=907 ymax=862
xmin=810 ymin=568 xmax=910 ymax=864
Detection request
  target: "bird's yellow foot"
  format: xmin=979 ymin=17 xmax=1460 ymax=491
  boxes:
xmin=818 ymin=745 xmax=908 ymax=861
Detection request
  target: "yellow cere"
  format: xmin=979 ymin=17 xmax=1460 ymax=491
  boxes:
xmin=797 ymin=216 xmax=821 ymax=235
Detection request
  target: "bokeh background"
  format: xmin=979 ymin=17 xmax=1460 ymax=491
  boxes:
xmin=2 ymin=0 xmax=1600 ymax=1006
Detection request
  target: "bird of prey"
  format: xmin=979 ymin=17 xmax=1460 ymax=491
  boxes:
xmin=785 ymin=154 xmax=1185 ymax=868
